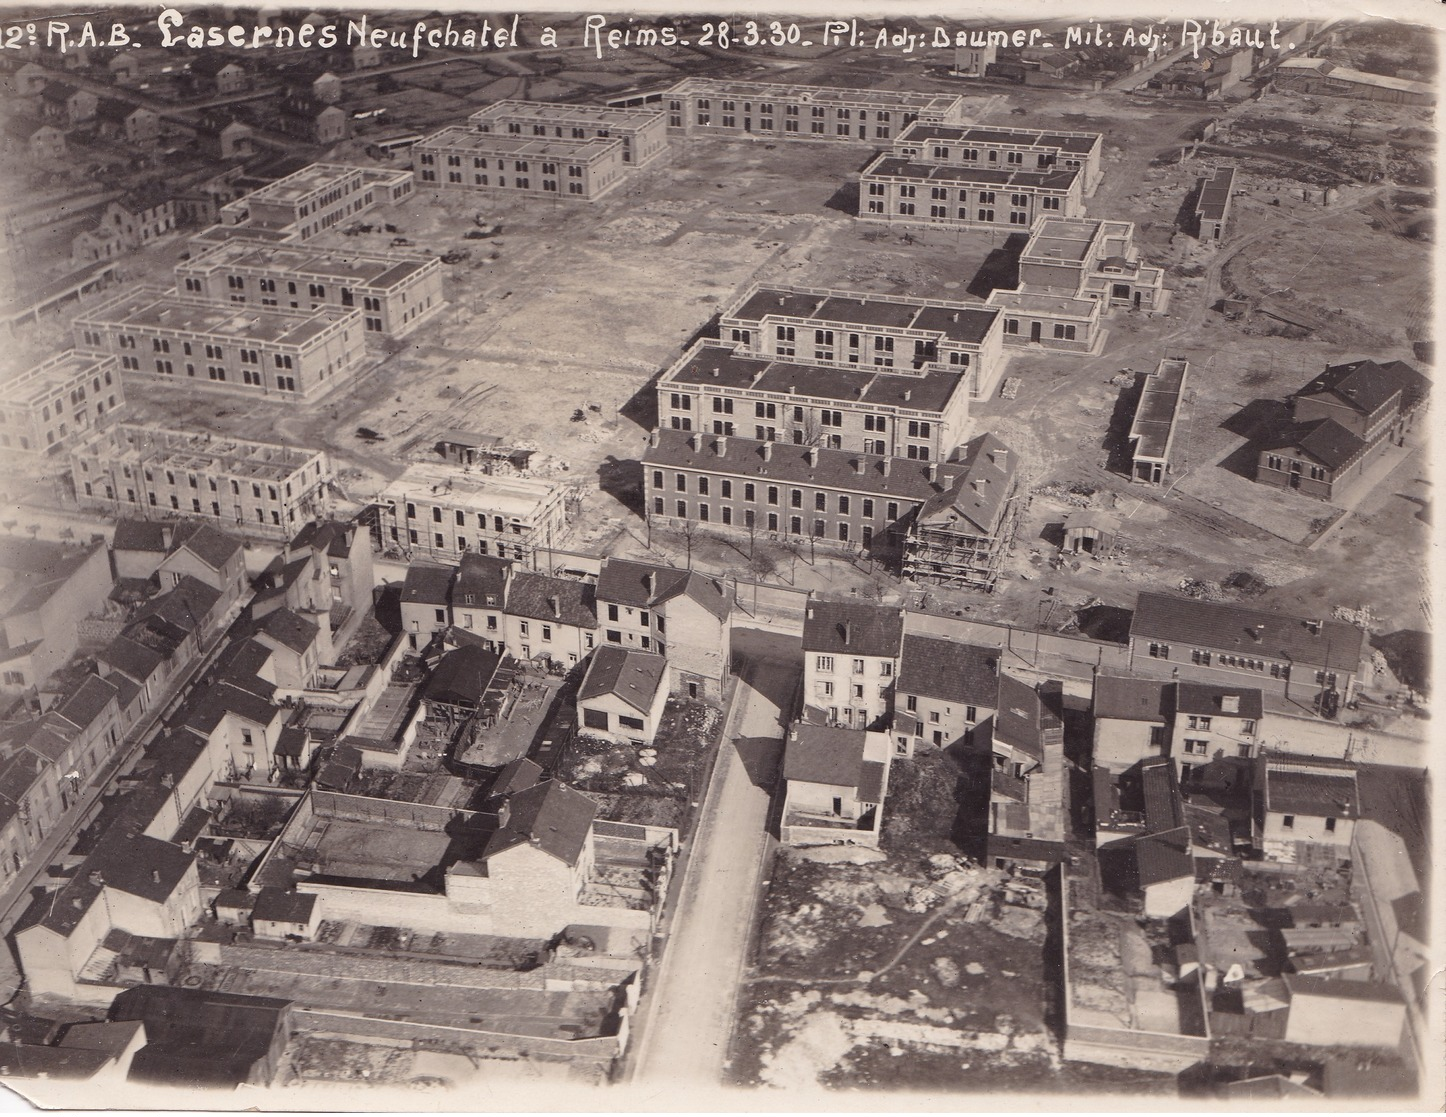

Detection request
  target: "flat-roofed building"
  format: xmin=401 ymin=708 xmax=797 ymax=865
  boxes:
xmin=218 ymin=163 xmax=414 ymax=241
xmin=415 ymin=126 xmax=628 ymax=201
xmin=70 ymin=425 xmax=330 ymax=539
xmin=1194 ymin=164 xmax=1236 ymax=241
xmin=656 ymin=341 xmax=971 ymax=461
xmin=0 ymin=351 xmax=123 ymax=456
xmin=469 ymin=99 xmax=670 ymax=168
xmin=379 ymin=462 xmax=569 ymax=563
xmin=719 ymin=283 xmax=1007 ymax=401
xmin=986 ymin=215 xmax=1167 ymax=353
xmin=1128 ymin=357 xmax=1189 ymax=484
xmin=175 ymin=241 xmax=444 ymax=339
xmin=650 ymin=78 xmax=964 ymax=142
xmin=73 ymin=288 xmax=365 ymax=402
xmin=895 ymin=122 xmax=1104 ymax=192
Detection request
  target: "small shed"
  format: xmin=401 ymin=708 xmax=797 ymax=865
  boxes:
xmin=1060 ymin=509 xmax=1121 ymax=557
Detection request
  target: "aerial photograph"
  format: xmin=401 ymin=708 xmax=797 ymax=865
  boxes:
xmin=0 ymin=0 xmax=1436 ymax=1108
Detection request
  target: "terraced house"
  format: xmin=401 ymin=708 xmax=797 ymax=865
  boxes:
xmin=73 ymin=289 xmax=365 ymax=402
xmin=175 ymin=240 xmax=444 ymax=339
xmin=718 ymin=283 xmax=1007 ymax=401
xmin=415 ymin=126 xmax=629 ymax=201
xmin=802 ymin=600 xmax=904 ymax=730
xmin=636 ymin=78 xmax=965 ymax=142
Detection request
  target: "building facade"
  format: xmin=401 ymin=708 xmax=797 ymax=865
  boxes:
xmin=801 ymin=600 xmax=904 ymax=729
xmin=469 ymin=99 xmax=670 ymax=168
xmin=415 ymin=126 xmax=629 ymax=202
xmin=176 ymin=240 xmax=444 ymax=339
xmin=902 ymin=432 xmax=1023 ymax=590
xmin=74 ymin=288 xmax=365 ymax=402
xmin=378 ymin=463 xmax=570 ymax=563
xmin=70 ymin=425 xmax=331 ymax=539
xmin=218 ymin=163 xmax=414 ymax=241
xmin=0 ymin=351 xmax=123 ymax=456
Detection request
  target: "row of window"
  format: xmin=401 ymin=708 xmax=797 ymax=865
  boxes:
xmin=815 ymin=655 xmax=893 ymax=675
xmin=656 ymin=469 xmax=902 ymax=517
xmin=422 ymin=169 xmax=588 ymax=194
xmin=655 ymin=498 xmax=880 ymax=543
xmin=692 ymin=99 xmax=893 ymax=122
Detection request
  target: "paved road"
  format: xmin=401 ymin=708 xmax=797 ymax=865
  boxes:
xmin=631 ymin=653 xmax=793 ymax=1090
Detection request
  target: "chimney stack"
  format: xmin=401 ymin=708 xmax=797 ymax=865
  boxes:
xmin=903 ymin=388 xmax=912 ymax=402
xmin=1222 ymin=695 xmax=1241 ymax=714
xmin=89 ymin=870 xmax=104 ymax=887
xmin=806 ymin=446 xmax=819 ymax=467
xmin=992 ymin=447 xmax=1008 ymax=467
xmin=843 ymin=620 xmax=852 ymax=646
xmin=690 ymin=431 xmax=702 ymax=451
xmin=762 ymin=442 xmax=773 ymax=461
xmin=806 ymin=603 xmax=815 ymax=620
xmin=151 ymin=869 xmax=161 ymax=885
xmin=644 ymin=571 xmax=655 ymax=597
xmin=712 ymin=367 xmax=720 ymax=378
xmin=852 ymin=458 xmax=864 ymax=475
xmin=716 ymin=436 xmax=728 ymax=457
xmin=649 ymin=429 xmax=659 ymax=448
xmin=927 ymin=463 xmax=939 ymax=483
xmin=882 ymin=458 xmax=892 ymax=477
xmin=549 ymin=595 xmax=561 ymax=619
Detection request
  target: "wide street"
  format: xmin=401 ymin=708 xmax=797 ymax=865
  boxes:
xmin=630 ymin=631 xmax=797 ymax=1092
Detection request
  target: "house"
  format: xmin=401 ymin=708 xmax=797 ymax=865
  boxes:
xmin=199 ymin=115 xmax=253 ymax=160
xmin=780 ymin=724 xmax=891 ymax=848
xmin=0 ymin=349 xmax=124 ymax=458
xmin=308 ymin=70 xmax=343 ymax=104
xmin=577 ymin=646 xmax=668 ymax=746
xmin=399 ymin=562 xmax=454 ymax=650
xmin=111 ymin=519 xmax=171 ymax=581
xmin=893 ymin=634 xmax=1000 ymax=756
xmin=422 ymin=645 xmax=501 ymax=727
xmin=902 ymin=433 xmax=1022 ymax=591
xmin=1281 ymin=975 xmax=1407 ymax=1049
xmin=95 ymin=98 xmax=161 ymax=146
xmin=188 ymin=54 xmax=248 ymax=95
xmin=0 ymin=1020 xmax=146 ymax=1084
xmin=5 ymin=116 xmax=67 ymax=161
xmin=1273 ymin=57 xmax=1432 ymax=105
xmin=276 ymin=93 xmax=349 ymax=145
xmin=1129 ymin=591 xmax=1365 ymax=708
xmin=594 ymin=558 xmax=731 ymax=702
xmin=252 ymin=517 xmax=374 ymax=648
xmin=0 ymin=539 xmax=113 ymax=693
xmin=36 ymin=82 xmax=97 ymax=126
xmin=1093 ymin=756 xmax=1196 ymax=916
xmin=1256 ymin=360 xmax=1429 ymax=502
xmin=111 ymin=986 xmax=293 ymax=1088
xmin=1259 ymin=752 xmax=1359 ymax=861
xmin=801 ymin=600 xmax=904 ymax=729
xmin=1169 ymin=682 xmax=1263 ymax=775
xmin=252 ymin=607 xmax=322 ymax=688
xmin=98 ymin=187 xmax=178 ymax=252
xmin=250 ymin=888 xmax=321 ymax=941
xmin=157 ymin=522 xmax=247 ymax=619
xmin=502 ymin=571 xmax=598 ymax=668
xmin=1133 ymin=826 xmax=1196 ymax=918
xmin=180 ymin=674 xmax=285 ymax=783
xmin=13 ymin=834 xmax=203 ymax=1003
xmin=954 ymin=41 xmax=998 ymax=76
xmin=448 ymin=551 xmax=511 ymax=650
xmin=1092 ymin=675 xmax=1167 ymax=772
xmin=981 ymin=676 xmax=1067 ymax=869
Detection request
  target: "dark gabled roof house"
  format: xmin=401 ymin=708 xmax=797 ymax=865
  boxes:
xmin=896 ymin=634 xmax=1000 ymax=705
xmin=481 ymin=779 xmax=596 ymax=866
xmin=506 ymin=571 xmax=597 ymax=628
xmin=595 ymin=558 xmax=731 ymax=622
xmin=1131 ymin=591 xmax=1364 ymax=673
xmin=802 ymin=600 xmax=904 ymax=658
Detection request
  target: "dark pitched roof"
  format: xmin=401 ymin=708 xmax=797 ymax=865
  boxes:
xmin=896 ymin=634 xmax=999 ymax=705
xmin=401 ymin=562 xmax=454 ymax=606
xmin=1295 ymin=359 xmax=1414 ymax=417
xmin=992 ymin=674 xmax=1059 ymax=761
xmin=1170 ymin=681 xmax=1263 ymax=721
xmin=57 ymin=674 xmax=121 ymax=730
xmin=182 ymin=680 xmax=279 ymax=734
xmin=251 ymin=888 xmax=317 ymax=924
xmin=423 ymin=645 xmax=500 ymax=707
xmin=134 ymin=575 xmax=222 ymax=635
xmin=35 ymin=835 xmax=196 ymax=936
xmin=782 ymin=723 xmax=868 ymax=788
xmin=491 ymin=757 xmax=544 ymax=799
xmin=1265 ymin=754 xmax=1359 ymax=819
xmin=452 ymin=552 xmax=511 ymax=604
xmin=111 ymin=986 xmax=290 ymax=1088
xmin=1134 ymin=826 xmax=1194 ymax=887
xmin=0 ymin=1042 xmax=112 ymax=1080
xmin=289 ymin=519 xmax=360 ymax=560
xmin=481 ymin=779 xmax=596 ymax=865
xmin=1131 ymin=592 xmax=1364 ymax=672
xmin=1139 ymin=756 xmax=1185 ymax=832
xmin=1093 ymin=675 xmax=1167 ymax=722
xmin=112 ymin=519 xmax=169 ymax=553
xmin=254 ymin=607 xmax=319 ymax=655
xmin=1258 ymin=417 xmax=1366 ymax=471
xmin=578 ymin=646 xmax=666 ymax=714
xmin=166 ymin=522 xmax=242 ymax=571
xmin=913 ymin=433 xmax=1019 ymax=536
xmin=506 ymin=571 xmax=597 ymax=628
xmin=595 ymin=558 xmax=730 ymax=622
xmin=803 ymin=600 xmax=903 ymax=657
xmin=98 ymin=635 xmax=164 ymax=683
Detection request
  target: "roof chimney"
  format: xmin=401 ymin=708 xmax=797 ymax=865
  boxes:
xmin=852 ymin=458 xmax=864 ymax=474
xmin=549 ymin=595 xmax=561 ymax=619
xmin=649 ymin=429 xmax=659 ymax=448
xmin=777 ymin=295 xmax=786 ymax=306
xmin=881 ymin=458 xmax=891 ymax=477
xmin=689 ymin=431 xmax=702 ymax=451
xmin=89 ymin=870 xmax=104 ymax=887
xmin=1306 ymin=619 xmax=1322 ymax=635
xmin=762 ymin=442 xmax=773 ymax=461
xmin=903 ymin=388 xmax=912 ymax=402
xmin=716 ymin=436 xmax=728 ymax=457
xmin=711 ymin=367 xmax=720 ymax=378
xmin=843 ymin=620 xmax=852 ymax=646
xmin=644 ymin=571 xmax=656 ymax=597
xmin=1221 ymin=695 xmax=1241 ymax=714
xmin=806 ymin=603 xmax=815 ymax=620
xmin=806 ymin=446 xmax=819 ymax=467
xmin=1248 ymin=623 xmax=1265 ymax=643
xmin=992 ymin=447 xmax=1008 ymax=467
xmin=951 ymin=311 xmax=959 ymax=322
xmin=927 ymin=462 xmax=938 ymax=483
xmin=151 ymin=869 xmax=161 ymax=884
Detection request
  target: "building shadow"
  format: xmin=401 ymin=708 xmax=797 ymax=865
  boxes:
xmin=597 ymin=457 xmax=644 ymax=517
xmin=373 ymin=583 xmax=402 ymax=634
xmin=822 ymin=180 xmax=859 ymax=215
xmin=965 ymin=232 xmax=1028 ymax=298
xmin=734 ymin=735 xmax=782 ymax=792
xmin=1076 ymin=603 xmax=1133 ymax=643
xmin=1217 ymin=438 xmax=1264 ymax=480
xmin=1038 ymin=520 xmax=1067 ymax=549
xmin=1220 ymin=397 xmax=1289 ymax=439
xmin=1371 ymin=629 xmax=1430 ymax=693
xmin=1102 ymin=373 xmax=1145 ymax=475
xmin=618 ymin=373 xmax=661 ymax=433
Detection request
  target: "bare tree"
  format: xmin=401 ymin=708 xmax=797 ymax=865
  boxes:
xmin=777 ymin=536 xmax=804 ymax=583
xmin=748 ymin=547 xmax=777 ymax=613
xmin=678 ymin=518 xmax=700 ymax=570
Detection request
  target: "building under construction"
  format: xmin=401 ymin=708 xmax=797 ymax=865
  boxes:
xmin=902 ymin=432 xmax=1022 ymax=591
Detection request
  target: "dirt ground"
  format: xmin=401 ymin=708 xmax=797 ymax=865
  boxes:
xmin=34 ymin=36 xmax=1430 ymax=642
